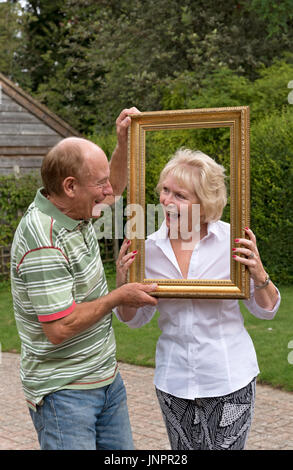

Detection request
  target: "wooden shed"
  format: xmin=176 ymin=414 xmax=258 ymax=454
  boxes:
xmin=0 ymin=72 xmax=80 ymax=175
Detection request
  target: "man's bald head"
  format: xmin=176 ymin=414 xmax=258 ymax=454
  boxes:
xmin=41 ymin=137 xmax=105 ymax=196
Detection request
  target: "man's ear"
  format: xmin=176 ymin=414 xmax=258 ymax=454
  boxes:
xmin=62 ymin=176 xmax=77 ymax=198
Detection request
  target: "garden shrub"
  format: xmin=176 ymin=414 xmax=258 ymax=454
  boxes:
xmin=0 ymin=172 xmax=41 ymax=246
xmin=250 ymin=109 xmax=293 ymax=285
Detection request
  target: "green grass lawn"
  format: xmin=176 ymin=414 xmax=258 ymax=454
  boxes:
xmin=1 ymin=277 xmax=292 ymax=392
xmin=240 ymin=285 xmax=293 ymax=391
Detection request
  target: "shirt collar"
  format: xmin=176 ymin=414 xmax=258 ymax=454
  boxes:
xmin=147 ymin=219 xmax=224 ymax=243
xmin=34 ymin=188 xmax=85 ymax=231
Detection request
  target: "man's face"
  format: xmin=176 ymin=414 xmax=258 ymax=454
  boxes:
xmin=70 ymin=145 xmax=113 ymax=220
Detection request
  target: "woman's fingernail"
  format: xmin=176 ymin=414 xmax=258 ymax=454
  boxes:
xmin=132 ymin=250 xmax=137 ymax=254
xmin=127 ymin=240 xmax=131 ymax=245
xmin=245 ymin=227 xmax=249 ymax=230
xmin=234 ymin=239 xmax=239 ymax=242
xmin=232 ymin=255 xmax=237 ymax=258
xmin=232 ymin=248 xmax=236 ymax=251
xmin=131 ymin=255 xmax=135 ymax=259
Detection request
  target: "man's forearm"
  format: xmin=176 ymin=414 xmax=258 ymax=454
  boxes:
xmin=42 ymin=288 xmax=124 ymax=345
xmin=109 ymin=142 xmax=128 ymax=196
xmin=42 ymin=283 xmax=157 ymax=345
xmin=109 ymin=107 xmax=139 ymax=196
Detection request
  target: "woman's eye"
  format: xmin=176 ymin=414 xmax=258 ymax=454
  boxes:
xmin=176 ymin=193 xmax=186 ymax=199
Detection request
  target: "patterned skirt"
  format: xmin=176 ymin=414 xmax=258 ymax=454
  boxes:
xmin=156 ymin=378 xmax=256 ymax=450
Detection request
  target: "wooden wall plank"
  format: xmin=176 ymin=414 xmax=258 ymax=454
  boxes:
xmin=0 ymin=81 xmax=79 ymax=138
xmin=0 ymin=135 xmax=62 ymax=146
xmin=0 ymin=81 xmax=79 ymax=167
xmin=0 ymin=157 xmax=43 ymax=167
xmin=0 ymin=111 xmax=41 ymax=123
xmin=0 ymin=123 xmax=59 ymax=135
xmin=0 ymin=156 xmax=43 ymax=175
xmin=0 ymin=146 xmax=51 ymax=155
xmin=0 ymin=103 xmax=23 ymax=112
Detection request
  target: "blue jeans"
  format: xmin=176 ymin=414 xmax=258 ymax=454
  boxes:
xmin=29 ymin=372 xmax=134 ymax=450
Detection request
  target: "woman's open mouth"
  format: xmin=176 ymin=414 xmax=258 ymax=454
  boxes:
xmin=166 ymin=210 xmax=180 ymax=222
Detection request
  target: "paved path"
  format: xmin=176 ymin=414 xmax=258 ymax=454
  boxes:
xmin=1 ymin=352 xmax=293 ymax=450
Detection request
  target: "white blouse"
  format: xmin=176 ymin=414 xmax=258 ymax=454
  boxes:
xmin=116 ymin=220 xmax=281 ymax=399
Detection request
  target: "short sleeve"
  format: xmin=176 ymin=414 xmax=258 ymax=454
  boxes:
xmin=17 ymin=247 xmax=75 ymax=322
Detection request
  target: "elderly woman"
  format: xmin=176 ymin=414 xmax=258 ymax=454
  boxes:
xmin=116 ymin=148 xmax=280 ymax=451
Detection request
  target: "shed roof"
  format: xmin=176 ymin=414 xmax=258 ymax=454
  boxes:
xmin=0 ymin=73 xmax=80 ymax=174
xmin=0 ymin=72 xmax=80 ymax=142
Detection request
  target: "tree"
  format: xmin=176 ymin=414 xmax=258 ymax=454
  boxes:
xmin=16 ymin=0 xmax=293 ymax=132
xmin=0 ymin=1 xmax=22 ymax=79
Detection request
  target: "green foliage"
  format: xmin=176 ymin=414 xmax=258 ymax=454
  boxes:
xmin=249 ymin=59 xmax=293 ymax=119
xmin=17 ymin=0 xmax=106 ymax=133
xmin=0 ymin=1 xmax=22 ymax=78
xmin=17 ymin=0 xmax=67 ymax=92
xmin=163 ymin=58 xmax=293 ymax=121
xmin=88 ymin=132 xmax=117 ymax=161
xmin=249 ymin=109 xmax=293 ymax=284
xmin=0 ymin=173 xmax=40 ymax=246
xmin=9 ymin=0 xmax=293 ymax=132
xmin=245 ymin=0 xmax=293 ymax=36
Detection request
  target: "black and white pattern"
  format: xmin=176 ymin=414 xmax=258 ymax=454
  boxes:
xmin=156 ymin=378 xmax=256 ymax=450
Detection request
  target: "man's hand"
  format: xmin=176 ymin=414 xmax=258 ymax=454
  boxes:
xmin=105 ymin=107 xmax=140 ymax=202
xmin=116 ymin=282 xmax=158 ymax=308
xmin=116 ymin=107 xmax=140 ymax=147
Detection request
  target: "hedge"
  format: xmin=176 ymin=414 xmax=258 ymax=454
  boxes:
xmin=0 ymin=172 xmax=41 ymax=246
xmin=249 ymin=109 xmax=293 ymax=284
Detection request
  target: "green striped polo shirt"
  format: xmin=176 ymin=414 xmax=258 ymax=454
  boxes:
xmin=10 ymin=188 xmax=117 ymax=410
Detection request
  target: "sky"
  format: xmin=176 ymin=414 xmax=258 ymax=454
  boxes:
xmin=0 ymin=1 xmax=27 ymax=5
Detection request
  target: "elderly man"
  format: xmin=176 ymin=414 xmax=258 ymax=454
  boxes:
xmin=10 ymin=108 xmax=157 ymax=450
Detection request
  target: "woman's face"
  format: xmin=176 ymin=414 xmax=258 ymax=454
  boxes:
xmin=159 ymin=174 xmax=203 ymax=239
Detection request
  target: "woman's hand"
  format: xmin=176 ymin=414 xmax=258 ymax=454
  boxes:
xmin=232 ymin=227 xmax=267 ymax=285
xmin=116 ymin=239 xmax=138 ymax=287
xmin=232 ymin=227 xmax=279 ymax=311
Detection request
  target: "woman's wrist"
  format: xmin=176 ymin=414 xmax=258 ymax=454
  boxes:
xmin=253 ymin=272 xmax=270 ymax=289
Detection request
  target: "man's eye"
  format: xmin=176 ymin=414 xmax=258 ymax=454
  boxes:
xmin=96 ymin=181 xmax=108 ymax=187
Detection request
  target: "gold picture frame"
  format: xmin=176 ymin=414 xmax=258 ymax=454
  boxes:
xmin=127 ymin=107 xmax=250 ymax=299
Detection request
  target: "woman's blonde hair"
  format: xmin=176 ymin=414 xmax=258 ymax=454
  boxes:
xmin=156 ymin=148 xmax=227 ymax=223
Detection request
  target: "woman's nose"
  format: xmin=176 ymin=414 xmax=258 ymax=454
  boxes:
xmin=162 ymin=193 xmax=173 ymax=206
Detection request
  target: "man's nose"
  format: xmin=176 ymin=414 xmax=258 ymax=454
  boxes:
xmin=103 ymin=180 xmax=113 ymax=195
